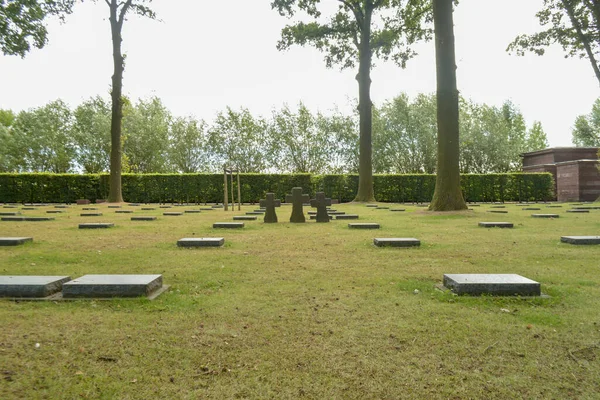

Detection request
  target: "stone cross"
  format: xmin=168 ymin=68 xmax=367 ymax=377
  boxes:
xmin=285 ymin=187 xmax=310 ymax=223
xmin=259 ymin=193 xmax=281 ymax=223
xmin=310 ymin=192 xmax=332 ymax=223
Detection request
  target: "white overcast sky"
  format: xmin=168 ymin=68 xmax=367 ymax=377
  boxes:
xmin=0 ymin=0 xmax=597 ymax=147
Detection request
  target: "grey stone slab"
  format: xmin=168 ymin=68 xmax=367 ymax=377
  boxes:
xmin=233 ymin=215 xmax=257 ymax=221
xmin=131 ymin=216 xmax=156 ymax=221
xmin=522 ymin=207 xmax=541 ymax=210
xmin=376 ymin=207 xmax=390 ymax=210
xmin=177 ymin=237 xmax=224 ymax=247
xmin=81 ymin=213 xmax=102 ymax=217
xmin=253 ymin=209 xmax=266 ymax=213
xmin=390 ymin=209 xmax=406 ymax=212
xmin=160 ymin=206 xmax=172 ymax=209
xmin=443 ymin=274 xmax=541 ymax=296
xmin=21 ymin=207 xmax=38 ymax=210
xmin=0 ymin=276 xmax=71 ymax=298
xmin=560 ymin=236 xmax=600 ymax=245
xmin=531 ymin=214 xmax=559 ymax=218
xmin=366 ymin=204 xmax=378 ymax=208
xmin=141 ymin=207 xmax=156 ymax=211
xmin=128 ymin=203 xmax=141 ymax=206
xmin=62 ymin=274 xmax=162 ymax=298
xmin=211 ymin=204 xmax=223 ymax=208
xmin=349 ymin=223 xmax=380 ymax=229
xmin=0 ymin=237 xmax=33 ymax=246
xmin=46 ymin=210 xmax=65 ymax=214
xmin=573 ymin=206 xmax=600 ymax=210
xmin=487 ymin=210 xmax=508 ymax=214
xmin=108 ymin=205 xmax=121 ymax=209
xmin=0 ymin=212 xmax=20 ymax=216
xmin=490 ymin=205 xmax=506 ymax=209
xmin=213 ymin=222 xmax=244 ymax=228
xmin=374 ymin=238 xmax=420 ymax=247
xmin=184 ymin=210 xmax=201 ymax=214
xmin=479 ymin=222 xmax=513 ymax=228
xmin=82 ymin=207 xmax=98 ymax=210
xmin=546 ymin=205 xmax=563 ymax=208
xmin=1 ymin=216 xmax=55 ymax=221
xmin=3 ymin=205 xmax=18 ymax=208
xmin=335 ymin=214 xmax=359 ymax=220
xmin=115 ymin=210 xmax=133 ymax=214
xmin=567 ymin=209 xmax=590 ymax=213
xmin=328 ymin=211 xmax=346 ymax=215
xmin=246 ymin=212 xmax=264 ymax=215
xmin=469 ymin=204 xmax=481 ymax=207
xmin=79 ymin=223 xmax=114 ymax=229
xmin=163 ymin=212 xmax=183 ymax=216
xmin=54 ymin=205 xmax=69 ymax=209
xmin=199 ymin=207 xmax=215 ymax=211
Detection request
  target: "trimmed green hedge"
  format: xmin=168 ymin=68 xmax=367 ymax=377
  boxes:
xmin=0 ymin=172 xmax=554 ymax=203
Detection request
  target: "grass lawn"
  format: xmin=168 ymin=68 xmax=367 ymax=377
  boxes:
xmin=0 ymin=202 xmax=599 ymax=399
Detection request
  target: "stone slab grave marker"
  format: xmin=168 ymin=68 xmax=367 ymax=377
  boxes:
xmin=567 ymin=209 xmax=589 ymax=213
xmin=177 ymin=237 xmax=225 ymax=247
xmin=560 ymin=236 xmax=600 ymax=245
xmin=81 ymin=212 xmax=102 ymax=217
xmin=115 ymin=210 xmax=133 ymax=214
xmin=0 ymin=237 xmax=33 ymax=246
xmin=336 ymin=214 xmax=359 ymax=220
xmin=54 ymin=205 xmax=69 ymax=209
xmin=131 ymin=216 xmax=157 ymax=221
xmin=199 ymin=207 xmax=215 ymax=211
xmin=234 ymin=215 xmax=257 ymax=221
xmin=246 ymin=211 xmax=264 ymax=215
xmin=376 ymin=206 xmax=389 ymax=210
xmin=366 ymin=204 xmax=378 ymax=208
xmin=443 ymin=274 xmax=541 ymax=296
xmin=487 ymin=210 xmax=508 ymax=214
xmin=532 ymin=214 xmax=559 ymax=218
xmin=547 ymin=205 xmax=563 ymax=208
xmin=574 ymin=206 xmax=600 ymax=210
xmin=479 ymin=222 xmax=513 ymax=228
xmin=79 ymin=223 xmax=114 ymax=229
xmin=46 ymin=210 xmax=65 ymax=214
xmin=3 ymin=205 xmax=18 ymax=209
xmin=142 ymin=207 xmax=155 ymax=211
xmin=260 ymin=193 xmax=281 ymax=223
xmin=82 ymin=207 xmax=98 ymax=210
xmin=0 ymin=276 xmax=71 ymax=298
xmin=490 ymin=205 xmax=506 ymax=209
xmin=213 ymin=222 xmax=244 ymax=228
xmin=1 ymin=216 xmax=54 ymax=221
xmin=128 ymin=203 xmax=141 ymax=206
xmin=349 ymin=223 xmax=380 ymax=229
xmin=108 ymin=205 xmax=121 ymax=209
xmin=310 ymin=214 xmax=332 ymax=220
xmin=522 ymin=207 xmax=541 ymax=211
xmin=21 ymin=207 xmax=37 ymax=210
xmin=163 ymin=212 xmax=183 ymax=216
xmin=328 ymin=211 xmax=345 ymax=215
xmin=184 ymin=210 xmax=201 ymax=214
xmin=159 ymin=205 xmax=172 ymax=209
xmin=285 ymin=188 xmax=310 ymax=223
xmin=0 ymin=212 xmax=20 ymax=216
xmin=309 ymin=192 xmax=331 ymax=223
xmin=390 ymin=209 xmax=406 ymax=212
xmin=62 ymin=274 xmax=164 ymax=298
xmin=374 ymin=238 xmax=420 ymax=247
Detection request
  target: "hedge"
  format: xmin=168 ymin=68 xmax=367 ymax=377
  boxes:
xmin=0 ymin=172 xmax=554 ymax=203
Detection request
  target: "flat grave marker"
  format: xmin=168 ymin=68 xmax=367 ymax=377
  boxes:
xmin=374 ymin=238 xmax=420 ymax=247
xmin=213 ymin=222 xmax=244 ymax=228
xmin=390 ymin=209 xmax=406 ymax=212
xmin=0 ymin=276 xmax=71 ymax=298
xmin=81 ymin=213 xmax=102 ymax=217
xmin=163 ymin=212 xmax=183 ymax=216
xmin=177 ymin=238 xmax=225 ymax=247
xmin=522 ymin=207 xmax=541 ymax=211
xmin=82 ymin=207 xmax=98 ymax=210
xmin=0 ymin=212 xmax=20 ymax=216
xmin=0 ymin=237 xmax=33 ymax=246
xmin=328 ymin=211 xmax=345 ymax=215
xmin=1 ymin=216 xmax=55 ymax=221
xmin=487 ymin=210 xmax=508 ymax=214
xmin=108 ymin=205 xmax=121 ymax=209
xmin=21 ymin=207 xmax=37 ymax=210
xmin=376 ymin=206 xmax=389 ymax=210
xmin=141 ymin=207 xmax=156 ymax=211
xmin=184 ymin=210 xmax=201 ymax=214
xmin=567 ymin=209 xmax=589 ymax=213
xmin=131 ymin=216 xmax=157 ymax=221
xmin=46 ymin=210 xmax=65 ymax=214
xmin=560 ymin=236 xmax=600 ymax=245
xmin=62 ymin=274 xmax=164 ymax=298
xmin=233 ymin=215 xmax=257 ymax=221
xmin=335 ymin=214 xmax=359 ymax=220
xmin=115 ymin=210 xmax=133 ymax=214
xmin=54 ymin=205 xmax=69 ymax=209
xmin=532 ymin=214 xmax=559 ymax=218
xmin=366 ymin=204 xmax=378 ymax=208
xmin=443 ymin=274 xmax=541 ymax=296
xmin=79 ymin=223 xmax=114 ymax=229
xmin=349 ymin=223 xmax=380 ymax=229
xmin=478 ymin=222 xmax=513 ymax=228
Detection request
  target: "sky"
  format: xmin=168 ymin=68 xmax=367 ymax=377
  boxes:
xmin=0 ymin=0 xmax=598 ymax=147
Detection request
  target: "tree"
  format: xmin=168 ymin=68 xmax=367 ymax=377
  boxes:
xmin=526 ymin=121 xmax=549 ymax=152
xmin=0 ymin=0 xmax=74 ymax=57
xmin=508 ymin=0 xmax=600 ymax=86
xmin=267 ymin=103 xmax=337 ymax=174
xmin=271 ymin=0 xmax=431 ymax=201
xmin=0 ymin=109 xmax=15 ymax=127
xmin=169 ymin=116 xmax=212 ymax=173
xmin=103 ymin=0 xmax=156 ymax=202
xmin=123 ymin=96 xmax=171 ymax=173
xmin=429 ymin=0 xmax=466 ymax=211
xmin=572 ymin=98 xmax=600 ymax=146
xmin=10 ymin=100 xmax=75 ymax=172
xmin=208 ymin=107 xmax=269 ymax=173
xmin=72 ymin=96 xmax=111 ymax=173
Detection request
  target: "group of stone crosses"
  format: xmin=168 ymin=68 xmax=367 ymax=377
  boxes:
xmin=260 ymin=187 xmax=331 ymax=224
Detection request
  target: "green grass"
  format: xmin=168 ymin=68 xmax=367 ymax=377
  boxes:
xmin=1 ymin=202 xmax=599 ymax=399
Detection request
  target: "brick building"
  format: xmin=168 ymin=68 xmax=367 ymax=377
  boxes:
xmin=522 ymin=147 xmax=600 ymax=202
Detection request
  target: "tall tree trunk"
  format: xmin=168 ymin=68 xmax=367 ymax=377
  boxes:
xmin=108 ymin=0 xmax=124 ymax=203
xmin=354 ymin=6 xmax=375 ymax=202
xmin=429 ymin=0 xmax=467 ymax=211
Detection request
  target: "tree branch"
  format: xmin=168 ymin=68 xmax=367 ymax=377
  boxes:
xmin=562 ymin=0 xmax=600 ymax=85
